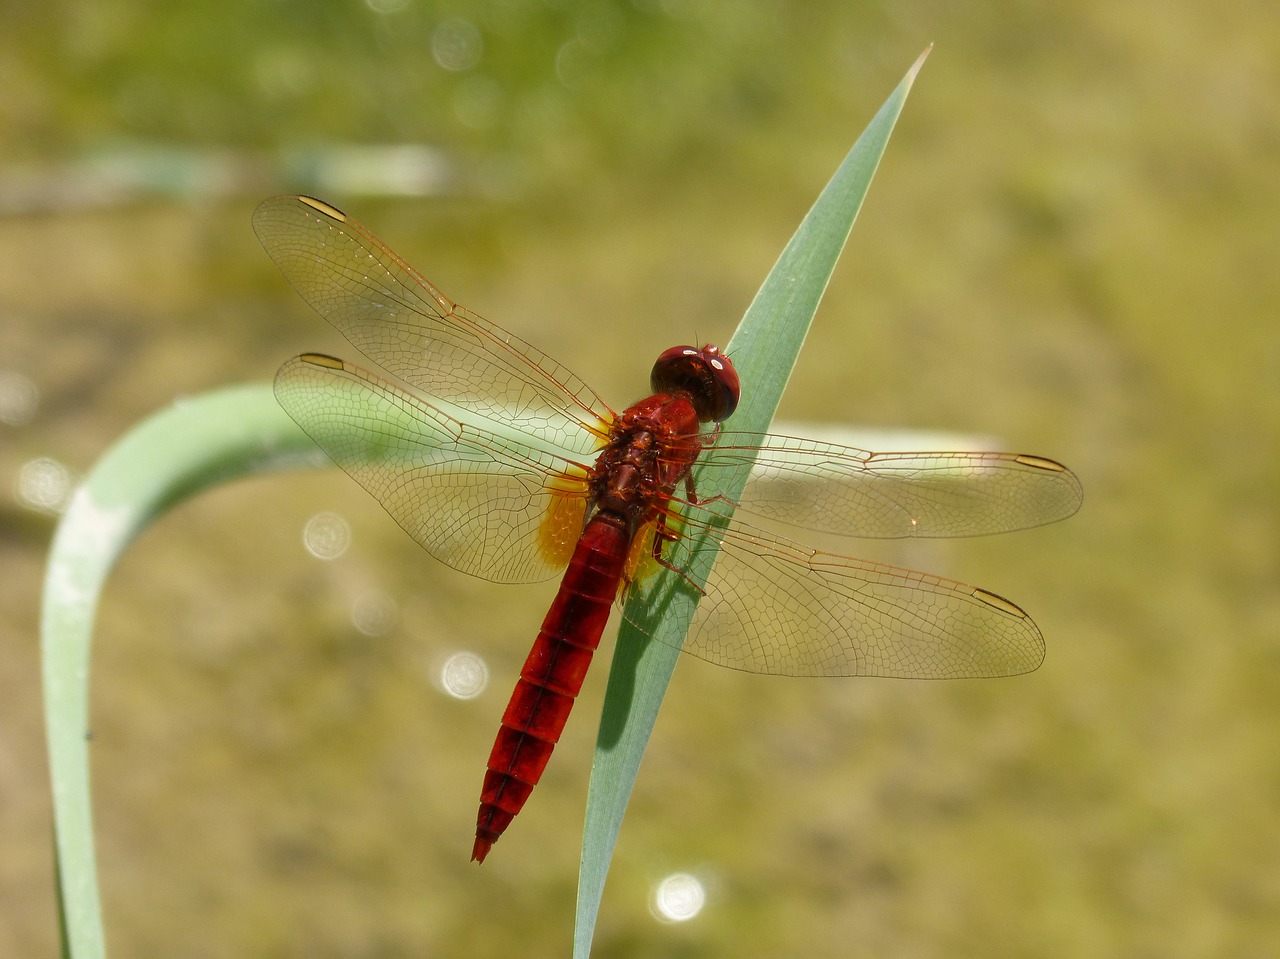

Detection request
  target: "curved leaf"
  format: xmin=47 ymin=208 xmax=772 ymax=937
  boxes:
xmin=42 ymin=384 xmax=322 ymax=959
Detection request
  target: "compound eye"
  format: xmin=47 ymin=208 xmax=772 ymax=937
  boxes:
xmin=650 ymin=344 xmax=740 ymax=422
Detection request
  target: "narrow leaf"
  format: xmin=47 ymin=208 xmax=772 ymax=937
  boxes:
xmin=574 ymin=48 xmax=930 ymax=957
xmin=42 ymin=384 xmax=322 ymax=959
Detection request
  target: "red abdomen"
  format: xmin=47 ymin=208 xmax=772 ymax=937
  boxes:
xmin=472 ymin=513 xmax=631 ymax=863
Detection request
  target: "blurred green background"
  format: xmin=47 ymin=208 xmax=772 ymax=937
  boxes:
xmin=3 ymin=0 xmax=1277 ymax=956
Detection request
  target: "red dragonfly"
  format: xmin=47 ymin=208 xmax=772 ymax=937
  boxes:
xmin=254 ymin=195 xmax=1082 ymax=864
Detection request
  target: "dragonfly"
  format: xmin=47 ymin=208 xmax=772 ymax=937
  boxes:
xmin=254 ymin=195 xmax=1082 ymax=864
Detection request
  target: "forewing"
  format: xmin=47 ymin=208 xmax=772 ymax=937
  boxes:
xmin=275 ymin=353 xmax=591 ymax=584
xmin=255 ymin=195 xmax=614 ymax=454
xmin=694 ymin=431 xmax=1082 ymax=538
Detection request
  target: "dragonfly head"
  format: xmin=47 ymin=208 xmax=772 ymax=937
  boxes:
xmin=650 ymin=344 xmax=740 ymax=423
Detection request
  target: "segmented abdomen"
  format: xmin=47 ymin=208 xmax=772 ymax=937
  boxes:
xmin=471 ymin=513 xmax=631 ymax=863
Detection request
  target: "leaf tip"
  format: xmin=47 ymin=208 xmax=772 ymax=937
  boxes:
xmin=910 ymin=44 xmax=933 ymax=79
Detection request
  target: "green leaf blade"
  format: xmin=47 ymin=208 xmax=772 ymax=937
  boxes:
xmin=42 ymin=384 xmax=322 ymax=959
xmin=574 ymin=49 xmax=930 ymax=958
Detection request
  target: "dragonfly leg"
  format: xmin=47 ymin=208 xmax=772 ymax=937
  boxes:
xmin=650 ymin=511 xmax=706 ymax=595
xmin=681 ymin=471 xmax=739 ymax=511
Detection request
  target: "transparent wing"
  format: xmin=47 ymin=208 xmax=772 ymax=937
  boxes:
xmin=260 ymin=194 xmax=1068 ymax=675
xmin=255 ymin=195 xmax=614 ymax=454
xmin=691 ymin=431 xmax=1083 ymax=538
xmin=629 ymin=515 xmax=1045 ymax=679
xmin=275 ymin=353 xmax=592 ymax=585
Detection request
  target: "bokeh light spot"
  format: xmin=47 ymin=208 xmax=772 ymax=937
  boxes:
xmin=351 ymin=589 xmax=399 ymax=636
xmin=432 ymin=18 xmax=483 ymax=72
xmin=0 ymin=370 xmax=39 ymax=425
xmin=436 ymin=651 xmax=489 ymax=700
xmin=649 ymin=872 xmax=706 ymax=923
xmin=16 ymin=457 xmax=73 ymax=514
xmin=302 ymin=511 xmax=351 ymax=560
